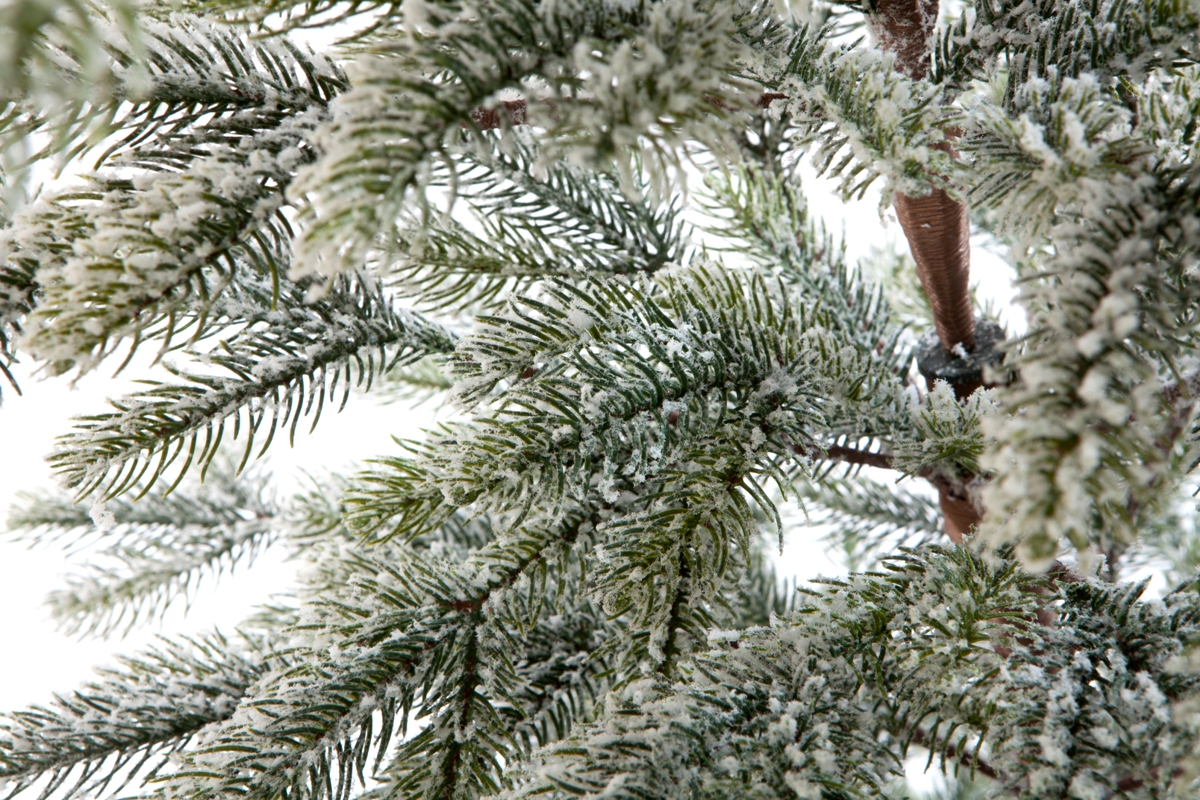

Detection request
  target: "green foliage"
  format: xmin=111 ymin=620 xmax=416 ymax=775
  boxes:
xmin=172 ymin=0 xmax=402 ymax=39
xmin=0 ymin=631 xmax=280 ymax=800
xmin=0 ymin=14 xmax=345 ymax=175
xmin=981 ymin=167 xmax=1200 ymax=564
xmin=385 ymin=132 xmax=685 ymax=313
xmin=764 ymin=24 xmax=961 ymax=199
xmin=7 ymin=462 xmax=280 ymax=636
xmin=49 ymin=275 xmax=456 ymax=500
xmin=162 ymin=512 xmax=609 ymax=800
xmin=344 ymin=260 xmax=912 ymax=652
xmin=5 ymin=1 xmax=1200 ymax=799
xmin=0 ymin=15 xmax=347 ymax=383
xmin=796 ymin=474 xmax=942 ymax=571
xmin=0 ymin=0 xmax=141 ymax=107
xmin=291 ymin=0 xmax=781 ymax=274
xmin=933 ymin=0 xmax=1200 ymax=100
xmin=892 ymin=382 xmax=998 ymax=479
xmin=967 ymin=72 xmax=1155 ymax=232
xmin=509 ymin=546 xmax=1200 ymax=799
xmin=0 ymin=258 xmax=33 ymax=394
xmin=1129 ymin=494 xmax=1200 ymax=585
xmin=700 ymin=161 xmax=906 ymax=365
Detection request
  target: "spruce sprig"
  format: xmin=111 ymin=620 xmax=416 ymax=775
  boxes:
xmin=3 ymin=20 xmax=347 ymax=379
xmin=506 ymin=546 xmax=1200 ymax=799
xmin=49 ymin=276 xmax=456 ymax=500
xmin=0 ymin=632 xmax=283 ymax=800
xmin=8 ymin=463 xmax=279 ymax=636
xmin=0 ymin=15 xmax=346 ymax=175
xmin=384 ymin=133 xmax=684 ymax=313
xmin=766 ymin=24 xmax=961 ymax=199
xmin=933 ymin=0 xmax=1200 ymax=102
xmin=169 ymin=512 xmax=606 ymax=800
xmin=291 ymin=0 xmax=767 ymax=274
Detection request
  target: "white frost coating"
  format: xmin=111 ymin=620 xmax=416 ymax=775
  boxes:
xmin=10 ymin=112 xmax=323 ymax=377
xmin=979 ymin=169 xmax=1189 ymax=563
xmin=772 ymin=38 xmax=954 ymax=205
xmin=11 ymin=3 xmax=1200 ymax=799
xmin=966 ymin=75 xmax=1142 ymax=235
xmin=401 ymin=0 xmax=431 ymax=31
xmin=89 ymin=500 xmax=117 ymax=532
xmin=505 ymin=544 xmax=1200 ymax=798
xmin=292 ymin=0 xmax=759 ymax=276
xmin=890 ymin=380 xmax=996 ymax=477
xmin=3 ymin=13 xmax=343 ymax=377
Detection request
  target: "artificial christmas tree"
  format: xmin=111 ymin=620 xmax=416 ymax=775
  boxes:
xmin=4 ymin=0 xmax=1200 ymax=797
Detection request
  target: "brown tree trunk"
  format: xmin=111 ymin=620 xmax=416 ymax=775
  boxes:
xmin=938 ymin=486 xmax=977 ymax=544
xmin=869 ymin=0 xmax=940 ymax=81
xmin=873 ymin=0 xmax=983 ymax=537
xmin=894 ymin=189 xmax=974 ymax=354
xmin=872 ymin=0 xmax=975 ymax=354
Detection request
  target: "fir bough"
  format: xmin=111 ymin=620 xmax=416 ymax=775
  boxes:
xmin=3 ymin=1 xmax=1200 ymax=799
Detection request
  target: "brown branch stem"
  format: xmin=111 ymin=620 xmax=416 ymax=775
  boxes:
xmin=872 ymin=0 xmax=981 ymax=539
xmin=795 ymin=439 xmax=978 ymax=542
xmin=807 ymin=361 xmax=1200 ymax=544
xmin=822 ymin=443 xmax=895 ymax=471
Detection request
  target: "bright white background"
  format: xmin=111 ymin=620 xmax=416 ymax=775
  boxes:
xmin=0 ymin=167 xmax=1018 ymax=794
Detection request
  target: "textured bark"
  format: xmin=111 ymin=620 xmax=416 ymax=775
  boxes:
xmin=938 ymin=486 xmax=977 ymax=544
xmin=895 ymin=188 xmax=975 ymax=353
xmin=874 ymin=0 xmax=984 ymax=536
xmin=873 ymin=0 xmax=977 ymax=356
xmin=868 ymin=0 xmax=940 ymax=81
